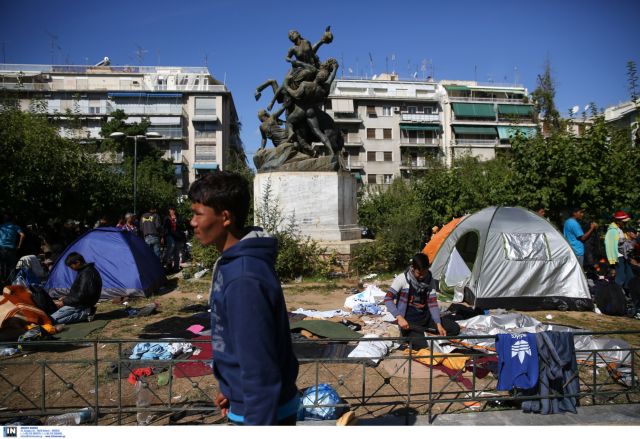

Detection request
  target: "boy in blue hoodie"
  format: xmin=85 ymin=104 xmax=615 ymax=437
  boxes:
xmin=188 ymin=171 xmax=299 ymax=425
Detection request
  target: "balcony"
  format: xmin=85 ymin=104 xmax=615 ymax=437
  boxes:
xmin=400 ymin=113 xmax=440 ymax=123
xmin=453 ymin=138 xmax=498 ymax=146
xmin=332 ymin=112 xmax=362 ymax=124
xmin=106 ymin=103 xmax=183 ymax=116
xmin=399 ymin=137 xmax=440 ymax=147
xmin=345 ymin=158 xmax=364 ymax=169
xmin=148 ymin=126 xmax=183 ymax=139
xmin=0 ymin=82 xmax=51 ymax=91
xmin=449 ymin=96 xmax=527 ymax=104
xmin=343 ymin=134 xmax=363 ymax=146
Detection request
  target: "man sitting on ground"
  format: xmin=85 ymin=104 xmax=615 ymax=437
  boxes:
xmin=51 ymin=252 xmax=102 ymax=324
xmin=384 ymin=253 xmax=460 ymax=350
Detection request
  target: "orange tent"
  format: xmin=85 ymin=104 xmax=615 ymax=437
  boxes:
xmin=422 ymin=217 xmax=465 ymax=263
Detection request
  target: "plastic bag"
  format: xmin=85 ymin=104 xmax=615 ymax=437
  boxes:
xmin=297 ymin=384 xmax=344 ymax=421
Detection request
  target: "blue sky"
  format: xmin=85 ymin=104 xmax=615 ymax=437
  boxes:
xmin=2 ymin=0 xmax=639 ymax=163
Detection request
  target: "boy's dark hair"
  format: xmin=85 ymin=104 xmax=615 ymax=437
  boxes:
xmin=188 ymin=171 xmax=250 ymax=228
xmin=411 ymin=253 xmax=430 ymax=271
xmin=570 ymin=206 xmax=583 ymax=214
xmin=65 ymin=252 xmax=85 ymax=267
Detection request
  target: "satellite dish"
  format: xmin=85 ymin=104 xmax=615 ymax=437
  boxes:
xmin=571 ymin=105 xmax=579 ymax=115
xmin=372 ymin=74 xmax=377 ymax=80
xmin=584 ymin=104 xmax=590 ymax=112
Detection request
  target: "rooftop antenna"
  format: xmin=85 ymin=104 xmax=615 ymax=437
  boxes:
xmin=368 ymin=52 xmax=374 ymax=78
xmin=204 ymin=53 xmax=208 ymax=69
xmin=391 ymin=53 xmax=397 ymax=75
xmin=135 ymin=44 xmax=148 ymax=64
xmin=421 ymin=59 xmax=427 ymax=80
xmin=340 ymin=53 xmax=344 ymax=78
xmin=514 ymin=66 xmax=520 ymax=85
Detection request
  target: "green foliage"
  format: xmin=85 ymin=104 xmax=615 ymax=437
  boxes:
xmin=0 ymin=106 xmax=125 ymax=225
xmin=627 ymin=60 xmax=639 ymax=102
xmin=189 ymin=235 xmax=220 ymax=269
xmin=531 ymin=58 xmax=563 ymax=132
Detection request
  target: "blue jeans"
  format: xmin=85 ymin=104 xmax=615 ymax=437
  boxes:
xmin=615 ymin=257 xmax=634 ymax=289
xmin=163 ymin=236 xmax=183 ymax=270
xmin=144 ymin=235 xmax=161 ymax=259
xmin=51 ymin=305 xmax=90 ymax=325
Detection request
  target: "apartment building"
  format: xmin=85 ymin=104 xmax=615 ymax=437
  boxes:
xmin=0 ymin=63 xmax=245 ymax=191
xmin=328 ymin=74 xmax=535 ymax=186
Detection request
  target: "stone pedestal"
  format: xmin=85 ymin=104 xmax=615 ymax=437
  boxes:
xmin=254 ymin=171 xmax=361 ymax=243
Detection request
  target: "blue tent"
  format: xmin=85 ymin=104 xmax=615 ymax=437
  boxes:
xmin=45 ymin=227 xmax=166 ymax=299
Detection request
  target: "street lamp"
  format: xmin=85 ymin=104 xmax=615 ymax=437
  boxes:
xmin=109 ymin=131 xmax=162 ymax=216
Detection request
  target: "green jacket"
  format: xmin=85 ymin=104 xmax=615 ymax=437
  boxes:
xmin=604 ymin=222 xmax=622 ymax=264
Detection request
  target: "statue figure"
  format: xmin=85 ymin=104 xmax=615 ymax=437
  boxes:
xmin=254 ymin=26 xmax=343 ymax=172
xmin=284 ymin=58 xmax=340 ymax=156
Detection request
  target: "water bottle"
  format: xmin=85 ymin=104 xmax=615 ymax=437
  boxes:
xmin=136 ymin=381 xmax=153 ymax=425
xmin=45 ymin=408 xmax=95 ymax=425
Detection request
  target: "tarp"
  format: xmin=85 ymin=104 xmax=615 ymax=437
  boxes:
xmin=429 ymin=207 xmax=592 ymax=311
xmin=45 ymin=227 xmax=166 ymax=300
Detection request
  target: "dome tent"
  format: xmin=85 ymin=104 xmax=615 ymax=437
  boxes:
xmin=45 ymin=227 xmax=166 ymax=300
xmin=429 ymin=206 xmax=592 ymax=311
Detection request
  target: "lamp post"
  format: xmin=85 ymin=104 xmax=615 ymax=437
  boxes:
xmin=109 ymin=131 xmax=161 ymax=216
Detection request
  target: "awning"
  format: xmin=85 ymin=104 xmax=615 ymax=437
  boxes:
xmin=146 ymin=93 xmax=182 ymax=98
xmin=193 ymin=163 xmax=219 ymax=170
xmin=444 ymin=85 xmax=469 ymax=91
xmin=498 ymin=104 xmax=533 ymax=116
xmin=452 ymin=103 xmax=496 ymax=118
xmin=497 ymin=126 xmax=537 ymax=139
xmin=452 ymin=125 xmax=497 ymax=135
xmin=352 ymin=173 xmax=362 ymax=181
xmin=399 ymin=124 xmax=441 ymax=131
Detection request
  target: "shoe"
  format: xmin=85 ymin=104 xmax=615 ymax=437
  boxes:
xmin=87 ymin=306 xmax=97 ymax=322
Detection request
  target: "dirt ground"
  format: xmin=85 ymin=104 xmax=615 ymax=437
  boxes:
xmin=1 ymin=272 xmax=639 ymax=425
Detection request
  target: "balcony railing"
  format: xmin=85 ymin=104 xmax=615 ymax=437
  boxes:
xmin=400 ymin=138 xmax=440 ymax=147
xmin=343 ymin=135 xmax=363 ymax=145
xmin=106 ymin=103 xmax=183 ymax=115
xmin=0 ymin=82 xmax=51 ymax=91
xmin=453 ymin=138 xmax=498 ymax=146
xmin=332 ymin=112 xmax=362 ymax=123
xmin=449 ymin=96 xmax=527 ymax=104
xmin=400 ymin=113 xmax=440 ymax=123
xmin=345 ymin=159 xmax=364 ymax=169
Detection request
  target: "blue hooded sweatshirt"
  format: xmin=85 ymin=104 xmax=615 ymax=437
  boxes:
xmin=209 ymin=229 xmax=299 ymax=425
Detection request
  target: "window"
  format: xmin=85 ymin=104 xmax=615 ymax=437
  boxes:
xmin=195 ymin=97 xmax=216 ymax=115
xmin=367 ymin=174 xmax=377 ymax=184
xmin=194 ymin=121 xmax=217 ymax=138
xmin=383 ymin=151 xmax=392 ymax=161
xmin=89 ymin=99 xmax=101 ymax=114
xmin=502 ymin=233 xmax=550 ymax=261
xmin=407 ymin=106 xmax=417 ymax=114
xmin=367 ymin=128 xmax=376 ymax=139
xmin=195 ymin=144 xmax=216 ymax=161
xmin=382 ymin=106 xmax=391 ymax=116
xmin=383 ymin=174 xmax=393 ymax=184
xmin=367 ymin=151 xmax=377 ymax=162
xmin=383 ymin=128 xmax=392 ymax=139
xmin=366 ymin=105 xmax=377 ymax=117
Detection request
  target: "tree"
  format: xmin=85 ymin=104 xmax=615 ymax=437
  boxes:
xmin=627 ymin=60 xmax=639 ymax=103
xmin=531 ymin=58 xmax=563 ymax=133
xmin=0 ymin=106 xmax=126 ymax=226
xmin=100 ymin=109 xmax=179 ymax=214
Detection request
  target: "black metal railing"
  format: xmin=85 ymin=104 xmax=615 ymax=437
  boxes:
xmin=0 ymin=331 xmax=637 ymax=425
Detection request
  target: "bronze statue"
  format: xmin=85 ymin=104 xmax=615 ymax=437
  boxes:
xmin=254 ymin=26 xmax=343 ymax=172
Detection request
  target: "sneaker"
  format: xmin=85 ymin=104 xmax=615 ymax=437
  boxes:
xmin=87 ymin=306 xmax=97 ymax=322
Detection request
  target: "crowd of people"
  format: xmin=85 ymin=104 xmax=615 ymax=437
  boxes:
xmin=562 ymin=207 xmax=640 ymax=318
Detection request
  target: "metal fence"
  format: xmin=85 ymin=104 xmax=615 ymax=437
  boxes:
xmin=0 ymin=331 xmax=638 ymax=425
